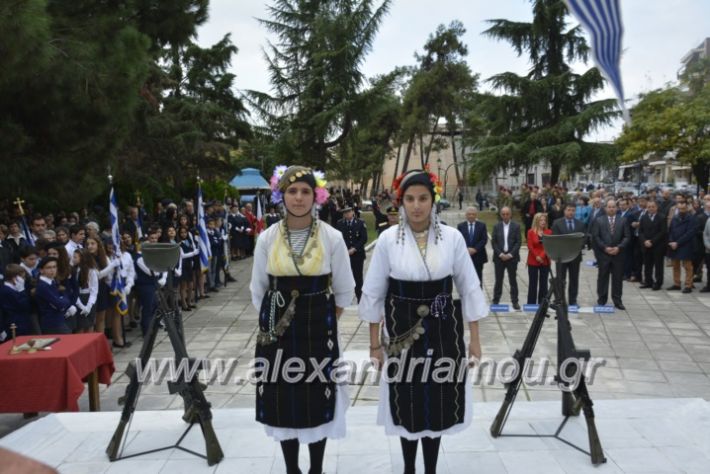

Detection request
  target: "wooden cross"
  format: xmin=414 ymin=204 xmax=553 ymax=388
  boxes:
xmin=13 ymin=197 xmax=26 ymax=216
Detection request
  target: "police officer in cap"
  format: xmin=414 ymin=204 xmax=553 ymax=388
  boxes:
xmin=377 ymin=205 xmax=399 ymax=235
xmin=336 ymin=205 xmax=367 ymax=302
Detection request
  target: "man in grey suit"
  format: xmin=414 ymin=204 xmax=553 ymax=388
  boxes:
xmin=491 ymin=206 xmax=521 ymax=310
xmin=591 ymin=198 xmax=631 ymax=310
xmin=551 ymin=203 xmax=586 ymax=306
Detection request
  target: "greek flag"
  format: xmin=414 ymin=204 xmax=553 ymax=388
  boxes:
xmin=197 ymin=184 xmax=211 ymax=271
xmin=565 ymin=0 xmax=629 ymax=123
xmin=109 ymin=186 xmax=128 ymax=315
xmin=20 ymin=216 xmax=35 ymax=246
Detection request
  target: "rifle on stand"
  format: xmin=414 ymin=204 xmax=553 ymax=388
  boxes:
xmin=106 ymin=243 xmax=224 ymax=466
xmin=489 ymin=233 xmax=606 ymax=465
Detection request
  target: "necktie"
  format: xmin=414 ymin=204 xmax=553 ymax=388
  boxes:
xmin=469 ymin=223 xmax=474 ymax=241
xmin=609 ymin=217 xmax=615 ymax=235
xmin=567 ymin=220 xmax=573 ymax=232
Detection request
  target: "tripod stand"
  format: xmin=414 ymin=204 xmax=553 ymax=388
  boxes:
xmin=489 ymin=233 xmax=606 ymax=465
xmin=106 ymin=243 xmax=224 ymax=466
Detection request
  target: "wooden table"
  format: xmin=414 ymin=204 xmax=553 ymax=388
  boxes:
xmin=0 ymin=333 xmax=115 ymax=413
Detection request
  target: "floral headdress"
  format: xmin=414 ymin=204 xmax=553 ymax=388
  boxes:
xmin=392 ymin=165 xmax=443 ymax=205
xmin=270 ymin=165 xmax=329 ymax=205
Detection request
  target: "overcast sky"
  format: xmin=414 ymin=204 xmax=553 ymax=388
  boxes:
xmin=196 ymin=0 xmax=710 ymax=142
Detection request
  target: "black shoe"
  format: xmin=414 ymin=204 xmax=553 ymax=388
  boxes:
xmin=226 ymin=275 xmax=237 ymax=282
xmin=112 ymin=341 xmax=131 ymax=349
xmin=512 ymin=303 xmax=521 ymax=310
xmin=614 ymin=303 xmax=626 ymax=310
xmin=667 ymin=285 xmax=681 ymax=291
xmin=700 ymin=286 xmax=710 ymax=293
xmin=682 ymin=287 xmax=692 ymax=294
xmin=652 ymin=286 xmax=661 ymax=291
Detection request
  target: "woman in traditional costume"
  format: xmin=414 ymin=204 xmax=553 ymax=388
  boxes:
xmin=250 ymin=165 xmax=355 ymax=474
xmin=359 ymin=169 xmax=488 ymax=473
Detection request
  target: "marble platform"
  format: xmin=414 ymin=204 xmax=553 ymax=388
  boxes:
xmin=1 ymin=398 xmax=709 ymax=473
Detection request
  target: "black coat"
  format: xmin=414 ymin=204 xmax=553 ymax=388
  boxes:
xmin=336 ymin=218 xmax=367 ymax=259
xmin=457 ymin=220 xmax=488 ymax=264
xmin=491 ymin=221 xmax=521 ymax=262
xmin=638 ymin=213 xmax=667 ymax=251
xmin=551 ymin=217 xmax=586 ymax=262
xmin=591 ymin=214 xmax=631 ymax=263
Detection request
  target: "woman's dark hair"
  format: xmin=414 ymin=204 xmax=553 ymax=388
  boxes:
xmin=77 ymin=249 xmax=97 ymax=288
xmin=85 ymin=236 xmax=108 ymax=269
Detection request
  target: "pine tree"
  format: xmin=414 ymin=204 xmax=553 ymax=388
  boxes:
xmin=473 ymin=0 xmax=618 ymax=185
xmin=249 ymin=0 xmax=391 ymax=169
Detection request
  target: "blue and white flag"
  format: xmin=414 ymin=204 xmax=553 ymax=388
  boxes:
xmin=20 ymin=216 xmax=35 ymax=246
xmin=109 ymin=186 xmax=128 ymax=316
xmin=197 ymin=184 xmax=212 ymax=272
xmin=565 ymin=0 xmax=629 ymax=123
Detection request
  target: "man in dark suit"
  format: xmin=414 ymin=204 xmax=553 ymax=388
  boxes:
xmin=618 ymin=198 xmax=638 ymax=281
xmin=491 ymin=206 xmax=521 ymax=310
xmin=591 ymin=199 xmax=631 ymax=310
xmin=551 ymin=203 xmax=585 ymax=305
xmin=638 ymin=200 xmax=667 ymax=290
xmin=521 ymin=192 xmax=543 ymax=238
xmin=336 ymin=206 xmax=367 ymax=302
xmin=457 ymin=206 xmax=488 ymax=287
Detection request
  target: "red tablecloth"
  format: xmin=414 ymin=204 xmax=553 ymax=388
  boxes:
xmin=0 ymin=333 xmax=115 ymax=413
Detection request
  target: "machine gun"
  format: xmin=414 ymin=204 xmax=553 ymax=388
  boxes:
xmin=489 ymin=233 xmax=606 ymax=465
xmin=106 ymin=243 xmax=224 ymax=466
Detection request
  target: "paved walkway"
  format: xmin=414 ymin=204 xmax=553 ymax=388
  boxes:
xmin=2 ymin=208 xmax=710 ymax=439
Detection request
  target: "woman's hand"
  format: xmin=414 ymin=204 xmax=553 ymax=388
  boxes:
xmin=335 ymin=306 xmax=344 ymax=320
xmin=468 ymin=344 xmax=481 ymax=367
xmin=370 ymin=346 xmax=384 ymax=369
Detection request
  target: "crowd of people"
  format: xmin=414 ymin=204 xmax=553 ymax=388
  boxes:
xmin=0 ymin=198 xmax=275 ymax=347
xmin=457 ymin=185 xmax=710 ymax=311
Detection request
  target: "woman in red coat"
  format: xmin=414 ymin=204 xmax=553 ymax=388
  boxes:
xmin=527 ymin=212 xmax=552 ymax=304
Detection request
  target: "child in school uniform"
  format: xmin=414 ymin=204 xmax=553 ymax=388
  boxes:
xmin=35 ymin=257 xmax=77 ymax=334
xmin=0 ymin=264 xmax=33 ymax=338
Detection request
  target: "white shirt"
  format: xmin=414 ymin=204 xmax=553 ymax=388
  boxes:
xmin=250 ymin=221 xmax=355 ymax=310
xmin=76 ymin=268 xmax=99 ymax=311
xmin=502 ymin=221 xmax=510 ymax=253
xmin=359 ymin=223 xmax=488 ymax=323
xmin=65 ymin=240 xmax=82 ymax=260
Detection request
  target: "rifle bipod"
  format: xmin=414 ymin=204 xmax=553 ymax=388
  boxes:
xmin=106 ymin=274 xmax=224 ymax=466
xmin=489 ymin=271 xmax=607 ymax=465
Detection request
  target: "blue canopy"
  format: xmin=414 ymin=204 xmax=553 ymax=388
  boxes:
xmin=229 ymin=168 xmax=270 ymax=190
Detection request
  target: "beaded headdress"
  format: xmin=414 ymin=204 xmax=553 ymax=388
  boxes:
xmin=391 ymin=167 xmax=444 ymax=245
xmin=392 ymin=165 xmax=443 ymax=205
xmin=270 ymin=165 xmax=329 ymax=205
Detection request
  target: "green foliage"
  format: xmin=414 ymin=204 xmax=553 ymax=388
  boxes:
xmin=334 ymin=71 xmax=403 ymax=188
xmin=0 ymin=0 xmax=250 ymax=212
xmin=473 ymin=0 xmax=618 ymax=185
xmin=117 ymin=33 xmax=252 ymax=198
xmin=249 ymin=0 xmax=392 ymax=169
xmin=399 ymin=21 xmax=479 ymax=175
xmin=0 ymin=0 xmax=151 ymax=210
xmin=617 ymin=59 xmax=710 ymax=189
